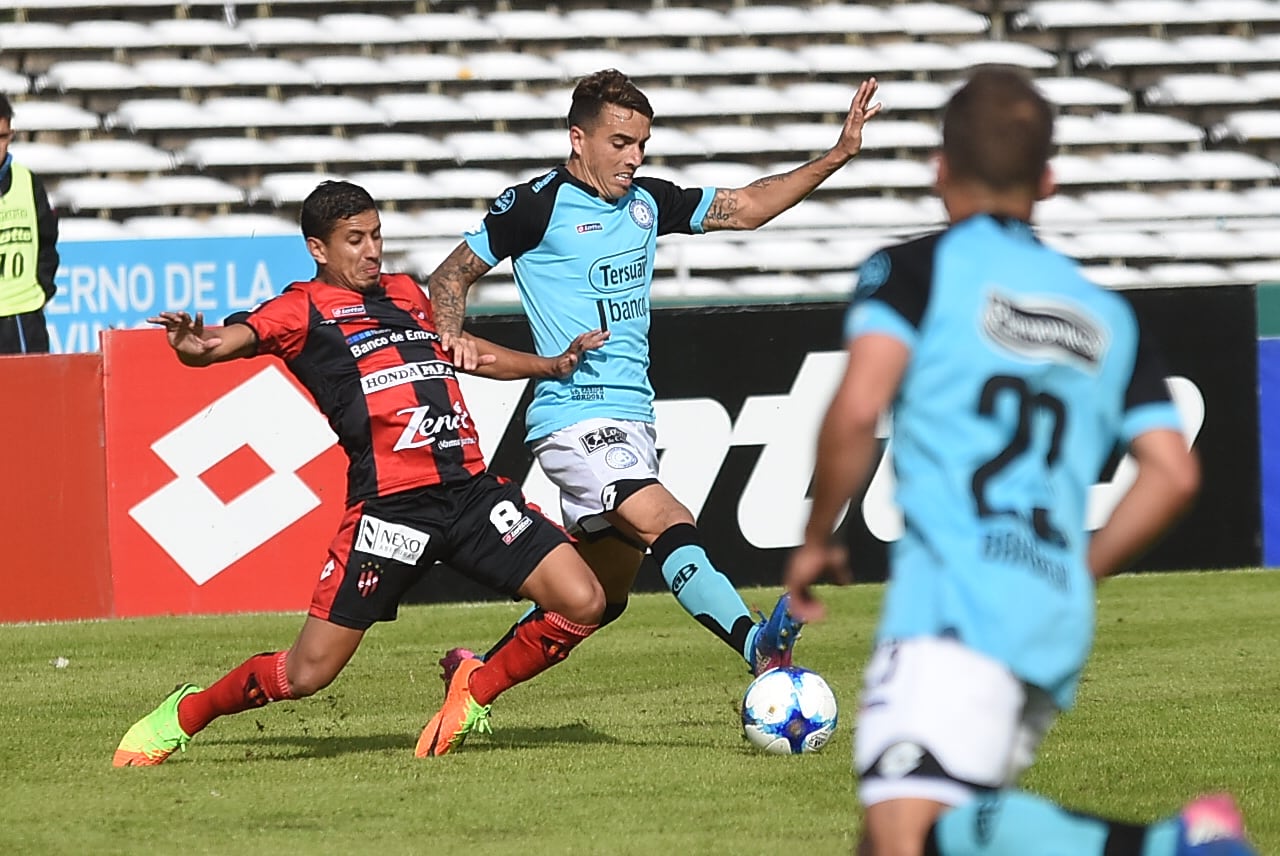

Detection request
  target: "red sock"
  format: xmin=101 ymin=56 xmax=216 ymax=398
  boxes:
xmin=177 ymin=651 xmax=294 ymax=736
xmin=469 ymin=612 xmax=596 ymax=706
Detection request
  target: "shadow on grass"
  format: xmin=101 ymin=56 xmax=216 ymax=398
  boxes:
xmin=203 ymin=722 xmax=629 ymax=760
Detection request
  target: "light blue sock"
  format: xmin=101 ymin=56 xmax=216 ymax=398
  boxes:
xmin=931 ymin=790 xmax=1179 ymax=856
xmin=653 ymin=531 xmax=755 ymax=665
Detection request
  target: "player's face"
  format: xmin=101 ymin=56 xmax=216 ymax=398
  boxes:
xmin=309 ymin=209 xmax=383 ymax=292
xmin=570 ymin=104 xmax=651 ymax=202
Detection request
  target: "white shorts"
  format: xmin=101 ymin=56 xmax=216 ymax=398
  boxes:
xmin=529 ymin=418 xmax=659 ymax=536
xmin=855 ymin=637 xmax=1058 ymax=808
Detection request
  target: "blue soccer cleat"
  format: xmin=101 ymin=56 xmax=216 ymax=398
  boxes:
xmin=751 ymin=593 xmax=804 ymax=676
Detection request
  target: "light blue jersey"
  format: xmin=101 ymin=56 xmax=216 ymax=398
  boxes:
xmin=465 ymin=169 xmax=714 ymax=442
xmin=846 ymin=214 xmax=1182 ymax=708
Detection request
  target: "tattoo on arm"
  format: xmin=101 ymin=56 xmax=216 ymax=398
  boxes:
xmin=703 ymin=188 xmax=742 ymax=231
xmin=427 ymin=243 xmax=490 ymax=337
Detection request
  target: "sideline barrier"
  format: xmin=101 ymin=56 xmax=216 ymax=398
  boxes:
xmin=0 ymin=289 xmax=1265 ymax=622
xmin=0 ymin=353 xmax=112 ymax=622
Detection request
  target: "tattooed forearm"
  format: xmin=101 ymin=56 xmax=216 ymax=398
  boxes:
xmin=703 ymin=189 xmax=742 ymax=230
xmin=426 ymin=243 xmax=491 ymax=337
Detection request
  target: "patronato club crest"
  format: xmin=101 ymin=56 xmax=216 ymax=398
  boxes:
xmin=628 ymin=198 xmax=654 ymax=229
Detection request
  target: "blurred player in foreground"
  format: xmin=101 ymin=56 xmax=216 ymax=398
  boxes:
xmin=785 ymin=66 xmax=1254 ymax=856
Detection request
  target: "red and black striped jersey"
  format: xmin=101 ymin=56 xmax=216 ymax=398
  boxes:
xmin=244 ymin=273 xmax=486 ymax=503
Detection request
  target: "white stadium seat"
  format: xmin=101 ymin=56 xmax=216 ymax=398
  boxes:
xmin=107 ymin=99 xmax=220 ymax=131
xmin=315 ymin=13 xmax=414 ymax=46
xmin=0 ymin=69 xmax=28 ymax=96
xmin=1035 ymin=195 xmax=1108 ymax=226
xmin=256 ymin=172 xmax=345 ymax=206
xmin=148 ymin=19 xmax=249 ymax=49
xmin=955 ymin=41 xmax=1058 ymax=70
xmin=1212 ymin=110 xmax=1280 ymax=143
xmin=38 ymin=61 xmax=145 ymax=93
xmin=237 ymin=17 xmax=328 ymax=48
xmin=892 ymin=2 xmax=989 ymax=36
xmin=0 ymin=22 xmax=67 ymax=51
xmin=645 ymin=7 xmax=742 ymax=38
xmin=141 ymin=176 xmax=244 ymax=207
xmin=10 ymin=142 xmax=87 ymax=175
xmin=398 ymin=13 xmax=500 ymax=45
xmin=1035 ymin=77 xmax=1132 ymax=108
xmin=563 ymin=9 xmax=669 ymax=40
xmin=67 ymin=139 xmax=173 ymax=173
xmin=374 ymin=93 xmax=475 ymax=125
xmin=1144 ymin=74 xmax=1271 ymax=107
xmin=58 ymin=217 xmax=134 ymax=241
xmin=216 ymin=57 xmax=316 ymax=88
xmin=486 ymin=10 xmax=582 ymax=41
xmin=13 ymin=101 xmax=100 ymax=132
xmin=53 ymin=177 xmax=163 ymax=212
xmin=807 ymin=4 xmax=907 ymax=36
xmin=302 ymin=57 xmax=389 ymax=88
xmin=352 ymin=133 xmax=455 ymax=164
xmin=133 ymin=59 xmax=234 ymax=90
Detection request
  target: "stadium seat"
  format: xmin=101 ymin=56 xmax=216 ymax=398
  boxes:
xmin=562 ymin=9 xmax=669 ymax=40
xmin=692 ymin=125 xmax=789 ymax=157
xmin=1067 ymin=229 xmax=1172 ymax=260
xmin=457 ymin=52 xmax=564 ymax=83
xmin=1145 ymin=262 xmax=1235 ymax=284
xmin=122 ymin=214 xmax=214 ymax=238
xmin=12 ymin=100 xmax=99 ymax=133
xmin=1163 ymin=188 xmax=1273 ymax=218
xmin=141 ymin=175 xmax=244 ymax=208
xmin=1077 ymin=37 xmax=1195 ymax=70
xmin=1144 ymin=74 xmax=1270 ymax=107
xmin=201 ymin=213 xmax=299 ymax=237
xmin=68 ymin=139 xmax=174 ymax=173
xmin=644 ymin=127 xmax=708 ymax=158
xmin=1162 ymin=228 xmax=1276 ymax=260
xmin=107 ymin=98 xmax=220 ymax=132
xmin=1079 ymin=265 xmax=1155 ymax=288
xmin=237 ymin=17 xmax=328 ymax=49
xmin=555 ymin=49 xmax=650 ymax=81
xmin=415 ymin=208 xmax=483 ymax=239
xmin=645 ymin=7 xmax=742 ymax=38
xmin=954 ymin=41 xmax=1058 ymax=70
xmin=486 ymin=10 xmax=583 ymax=42
xmin=1212 ymin=110 xmax=1280 ymax=144
xmin=806 ymin=4 xmax=908 ymax=36
xmin=302 ymin=57 xmax=391 ymax=88
xmin=0 ymin=69 xmax=29 ymax=96
xmin=627 ymin=48 xmax=725 ymax=80
xmin=1079 ymin=189 xmax=1176 ymax=221
xmin=352 ymin=133 xmax=455 ymax=165
xmin=0 ymin=21 xmax=67 ymax=52
xmin=711 ymin=46 xmax=811 ymax=77
xmin=1032 ymin=194 xmax=1101 ymax=226
xmin=727 ymin=5 xmax=822 ymax=37
xmin=37 ymin=60 xmax=145 ymax=93
xmin=63 ymin=19 xmax=159 ymax=51
xmin=1035 ymin=77 xmax=1132 ymax=108
xmin=374 ymin=93 xmax=475 ymax=125
xmin=397 ymin=13 xmax=500 ymax=45
xmin=444 ymin=130 xmax=561 ymax=164
xmin=457 ymin=90 xmax=560 ymax=122
xmin=1054 ymin=112 xmax=1203 ymax=147
xmin=315 ymin=13 xmax=414 ymax=46
xmin=10 ymin=142 xmax=87 ymax=175
xmin=53 ymin=177 xmax=163 ymax=212
xmin=216 ymin=57 xmax=317 ymax=88
xmin=148 ymin=18 xmax=249 ymax=49
xmin=892 ymin=2 xmax=989 ymax=36
xmin=256 ymin=172 xmax=345 ymax=206
xmin=133 ymin=59 xmax=234 ymax=90
xmin=57 ymin=216 xmax=134 ymax=241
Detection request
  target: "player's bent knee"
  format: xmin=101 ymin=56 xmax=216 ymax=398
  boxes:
xmin=526 ymin=544 xmax=606 ymax=626
xmin=600 ymin=599 xmax=628 ymax=627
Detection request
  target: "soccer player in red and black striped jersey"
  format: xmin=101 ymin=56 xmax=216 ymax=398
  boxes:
xmin=113 ymin=180 xmax=609 ymax=766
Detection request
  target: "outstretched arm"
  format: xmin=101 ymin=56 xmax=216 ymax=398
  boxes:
xmin=147 ymin=311 xmax=256 ymax=367
xmin=702 ymin=77 xmax=882 ymax=232
xmin=426 ymin=242 xmax=494 ymax=353
xmin=468 ymin=329 xmax=610 ymax=381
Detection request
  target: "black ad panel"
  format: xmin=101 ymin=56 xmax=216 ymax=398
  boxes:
xmin=410 ymin=287 xmax=1259 ymax=603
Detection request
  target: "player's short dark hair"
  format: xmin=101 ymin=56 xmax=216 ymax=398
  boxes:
xmin=0 ymin=94 xmax=12 ymax=123
xmin=942 ymin=65 xmax=1055 ymax=192
xmin=568 ymin=69 xmax=653 ymax=129
xmin=300 ymin=180 xmax=377 ymax=240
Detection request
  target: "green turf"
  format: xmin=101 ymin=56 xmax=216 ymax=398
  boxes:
xmin=1 ymin=570 xmax=1276 ymax=855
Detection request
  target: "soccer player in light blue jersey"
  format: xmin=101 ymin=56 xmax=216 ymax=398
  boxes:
xmin=785 ymin=67 xmax=1255 ymax=856
xmin=427 ymin=69 xmax=881 ymax=683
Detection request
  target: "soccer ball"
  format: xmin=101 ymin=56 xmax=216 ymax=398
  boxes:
xmin=741 ymin=666 xmax=838 ymax=755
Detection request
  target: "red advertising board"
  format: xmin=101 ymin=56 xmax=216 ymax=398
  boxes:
xmin=101 ymin=330 xmax=347 ymax=618
xmin=0 ymin=353 xmax=113 ymax=622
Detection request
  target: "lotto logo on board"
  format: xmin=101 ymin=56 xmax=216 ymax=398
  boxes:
xmin=127 ymin=366 xmax=338 ymax=585
xmin=104 ymin=329 xmax=348 ymax=619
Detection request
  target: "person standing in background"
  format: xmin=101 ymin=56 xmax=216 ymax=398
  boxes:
xmin=0 ymin=94 xmax=59 ymax=355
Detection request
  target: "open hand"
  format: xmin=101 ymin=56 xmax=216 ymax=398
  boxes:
xmin=549 ymin=329 xmax=609 ymax=379
xmin=147 ymin=311 xmax=221 ymax=358
xmin=834 ymin=77 xmax=883 ymax=161
xmin=447 ymin=332 xmax=497 ymax=372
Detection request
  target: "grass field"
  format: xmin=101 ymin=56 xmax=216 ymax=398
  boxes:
xmin=2 ymin=570 xmax=1276 ymax=855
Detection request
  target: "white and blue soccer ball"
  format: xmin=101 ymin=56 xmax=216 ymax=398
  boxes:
xmin=741 ymin=666 xmax=838 ymax=755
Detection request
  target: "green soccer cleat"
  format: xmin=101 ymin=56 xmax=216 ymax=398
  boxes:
xmin=112 ymin=683 xmax=201 ymax=767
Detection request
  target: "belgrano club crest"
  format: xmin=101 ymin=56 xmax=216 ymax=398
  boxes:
xmin=981 ymin=290 xmax=1107 ymax=371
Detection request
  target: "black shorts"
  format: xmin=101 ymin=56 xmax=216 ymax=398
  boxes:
xmin=310 ymin=473 xmax=570 ymax=630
